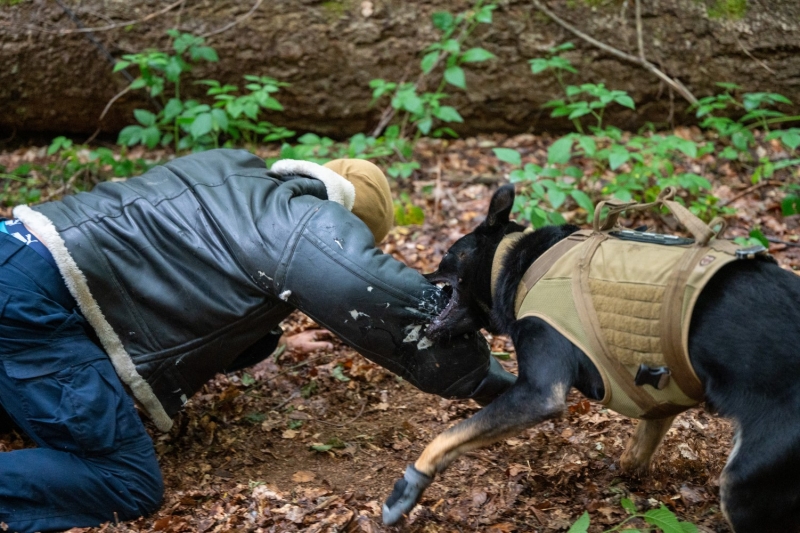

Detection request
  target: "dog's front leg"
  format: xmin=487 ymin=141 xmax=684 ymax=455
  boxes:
xmin=382 ymin=380 xmax=567 ymax=525
xmin=619 ymin=416 xmax=675 ymax=475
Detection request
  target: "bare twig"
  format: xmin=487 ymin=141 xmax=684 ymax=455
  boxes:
xmin=635 ymin=0 xmax=646 ymax=63
xmin=84 ymin=84 xmax=135 ymax=144
xmin=734 ymin=34 xmax=775 ymax=74
xmin=531 ymin=0 xmax=698 ymax=105
xmin=313 ymin=399 xmax=368 ymax=428
xmin=23 ymin=0 xmax=185 ymax=35
xmin=720 ymin=179 xmax=782 ymax=207
xmin=200 ymin=0 xmax=264 ymax=39
xmin=767 ymin=237 xmax=800 ymax=248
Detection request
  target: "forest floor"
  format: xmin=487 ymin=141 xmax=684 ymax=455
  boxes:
xmin=0 ymin=131 xmax=799 ymax=533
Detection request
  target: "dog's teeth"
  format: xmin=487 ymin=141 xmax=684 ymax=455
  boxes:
xmin=436 ymin=282 xmax=446 ymax=289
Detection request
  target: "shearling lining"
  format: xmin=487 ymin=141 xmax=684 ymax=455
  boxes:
xmin=270 ymin=159 xmax=356 ymax=211
xmin=12 ymin=205 xmax=174 ymax=432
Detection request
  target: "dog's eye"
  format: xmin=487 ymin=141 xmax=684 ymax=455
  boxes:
xmin=458 ymin=252 xmax=467 ymax=260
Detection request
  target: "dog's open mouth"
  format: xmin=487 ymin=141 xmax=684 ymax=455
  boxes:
xmin=425 ymin=275 xmax=462 ymax=339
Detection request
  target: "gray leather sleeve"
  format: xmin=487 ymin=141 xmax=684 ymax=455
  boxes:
xmin=279 ymin=200 xmax=493 ymax=398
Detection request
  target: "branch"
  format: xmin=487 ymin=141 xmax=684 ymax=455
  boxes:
xmin=200 ymin=0 xmax=264 ymax=39
xmin=531 ymin=0 xmax=698 ymax=105
xmin=21 ymin=0 xmax=186 ymax=35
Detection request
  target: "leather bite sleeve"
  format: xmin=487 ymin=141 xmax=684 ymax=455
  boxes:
xmin=277 ymin=201 xmax=493 ymax=398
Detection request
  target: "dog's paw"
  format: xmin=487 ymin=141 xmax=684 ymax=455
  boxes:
xmin=382 ymin=465 xmax=433 ymax=525
xmin=619 ymin=450 xmax=651 ymax=476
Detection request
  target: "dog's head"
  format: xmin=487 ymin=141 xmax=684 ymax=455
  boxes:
xmin=425 ymin=184 xmax=525 ymax=339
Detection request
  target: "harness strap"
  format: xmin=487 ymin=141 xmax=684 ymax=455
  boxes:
xmin=660 ymin=246 xmax=708 ymax=402
xmin=514 ymin=229 xmax=590 ymax=315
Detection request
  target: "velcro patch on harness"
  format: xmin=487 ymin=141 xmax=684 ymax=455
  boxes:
xmin=589 ymin=279 xmax=666 ymax=367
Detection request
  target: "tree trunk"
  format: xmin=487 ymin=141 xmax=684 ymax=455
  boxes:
xmin=1 ymin=0 xmax=798 ymax=139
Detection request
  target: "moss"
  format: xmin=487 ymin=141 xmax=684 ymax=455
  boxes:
xmin=0 ymin=0 xmax=26 ymax=5
xmin=707 ymin=0 xmax=748 ymax=19
xmin=321 ymin=1 xmax=353 ymax=19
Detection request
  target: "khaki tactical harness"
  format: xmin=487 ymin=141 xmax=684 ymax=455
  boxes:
xmin=491 ymin=187 xmax=771 ymax=419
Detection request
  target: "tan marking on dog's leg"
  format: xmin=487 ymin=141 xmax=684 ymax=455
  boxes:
xmin=619 ymin=416 xmax=675 ymax=475
xmin=415 ymin=382 xmax=568 ymax=477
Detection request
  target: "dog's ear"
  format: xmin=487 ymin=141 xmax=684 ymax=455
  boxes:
xmin=485 ymin=184 xmax=515 ymax=228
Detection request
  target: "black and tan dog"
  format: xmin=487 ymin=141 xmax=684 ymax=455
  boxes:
xmin=382 ymin=184 xmax=800 ymax=532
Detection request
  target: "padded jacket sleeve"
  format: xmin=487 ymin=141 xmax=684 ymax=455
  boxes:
xmin=274 ymin=197 xmax=494 ymax=398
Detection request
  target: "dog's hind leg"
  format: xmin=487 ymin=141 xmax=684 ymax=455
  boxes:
xmin=718 ymin=416 xmax=800 ymax=533
xmin=619 ymin=416 xmax=675 ymax=475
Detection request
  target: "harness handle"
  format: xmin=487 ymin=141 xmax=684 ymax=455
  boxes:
xmin=593 ymin=187 xmax=723 ymax=246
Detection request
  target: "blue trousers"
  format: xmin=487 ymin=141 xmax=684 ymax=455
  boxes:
xmin=0 ymin=232 xmax=163 ymax=532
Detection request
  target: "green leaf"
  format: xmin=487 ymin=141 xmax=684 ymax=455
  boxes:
xmin=644 ymin=506 xmax=684 ymax=533
xmin=491 ymin=351 xmax=511 ymax=360
xmin=331 ymin=365 xmax=351 ymax=382
xmin=749 ymin=228 xmax=769 ymax=247
xmin=782 ymin=195 xmax=800 ymax=216
xmin=476 ymin=5 xmax=494 ymax=23
xmin=444 ymin=66 xmax=466 ymax=89
xmin=780 ymin=130 xmax=800 ymax=151
xmin=548 ymin=137 xmax=573 ymax=164
xmin=570 ymin=189 xmax=594 ymax=215
xmin=191 ymin=45 xmax=219 ymax=62
xmin=567 ymin=511 xmax=590 ymax=533
xmin=190 ymin=112 xmax=214 ymax=139
xmin=112 ymin=60 xmax=130 ymax=73
xmin=241 ymin=373 xmax=256 ymax=386
xmin=493 ymin=148 xmax=522 ymax=166
xmin=431 ymin=11 xmax=454 ymax=31
xmin=434 ymin=106 xmax=463 ymax=123
xmin=620 ymin=497 xmax=637 ymax=514
xmin=416 ymin=117 xmax=433 ymax=135
xmin=529 ymin=58 xmax=549 ymax=74
xmin=421 ymin=51 xmax=439 ymax=74
xmin=608 ymin=145 xmax=631 ymax=170
xmin=548 ymin=188 xmax=567 ymax=209
xmin=577 ymin=136 xmax=597 ymax=157
xmin=118 ymin=125 xmax=143 ymax=146
xmin=133 ymin=108 xmax=157 ymax=127
xmin=442 ymin=39 xmax=460 ymax=54
xmin=141 ymin=126 xmax=161 ymax=149
xmin=310 ymin=443 xmax=333 ymax=452
xmin=679 ymin=522 xmax=699 ymax=533
xmin=460 ymin=47 xmax=495 ymax=63
xmin=162 ymin=98 xmax=184 ymax=122
xmin=164 ymin=56 xmax=184 ymax=82
xmin=614 ymin=94 xmax=636 ymax=109
xmin=211 ymin=108 xmax=229 ymax=132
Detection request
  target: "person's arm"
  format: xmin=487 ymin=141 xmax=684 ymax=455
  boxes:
xmin=274 ymin=200 xmax=514 ymax=403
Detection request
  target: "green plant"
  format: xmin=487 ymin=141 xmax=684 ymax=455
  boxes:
xmin=693 ymin=83 xmax=800 ymax=184
xmin=393 ymin=192 xmax=425 ymax=226
xmin=115 ymin=31 xmax=294 ymax=152
xmin=1 ymin=162 xmax=39 ymax=205
xmin=499 ymin=44 xmax=799 ymax=229
xmin=567 ymin=498 xmax=698 ymax=533
xmin=367 ymin=1 xmax=497 ymax=178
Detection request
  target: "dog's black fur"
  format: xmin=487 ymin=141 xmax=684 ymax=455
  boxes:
xmin=384 ymin=185 xmax=800 ymax=532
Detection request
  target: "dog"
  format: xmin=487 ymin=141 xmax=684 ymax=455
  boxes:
xmin=382 ymin=184 xmax=800 ymax=532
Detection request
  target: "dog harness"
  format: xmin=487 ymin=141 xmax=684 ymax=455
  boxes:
xmin=492 ymin=188 xmax=771 ymax=419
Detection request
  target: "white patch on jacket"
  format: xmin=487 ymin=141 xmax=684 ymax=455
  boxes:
xmin=12 ymin=205 xmax=174 ymax=432
xmin=270 ymin=159 xmax=356 ymax=210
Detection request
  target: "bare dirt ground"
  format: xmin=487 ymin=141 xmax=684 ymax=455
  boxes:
xmin=0 ymin=132 xmax=798 ymax=532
